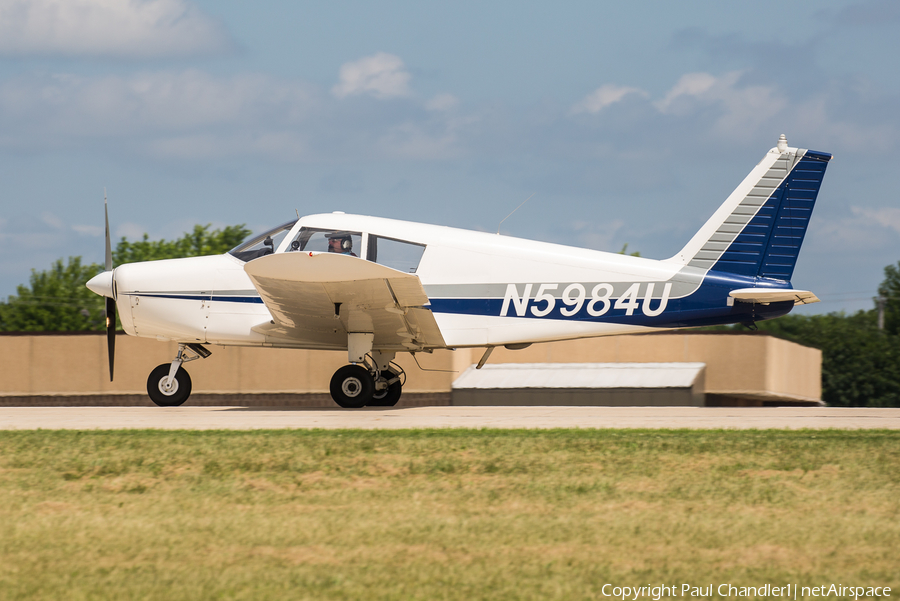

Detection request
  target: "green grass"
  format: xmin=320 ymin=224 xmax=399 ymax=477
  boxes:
xmin=0 ymin=429 xmax=898 ymax=600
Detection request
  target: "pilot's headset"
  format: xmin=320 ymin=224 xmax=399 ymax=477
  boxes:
xmin=328 ymin=234 xmax=352 ymax=252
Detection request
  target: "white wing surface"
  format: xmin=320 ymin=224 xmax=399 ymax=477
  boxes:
xmin=244 ymin=253 xmax=445 ymax=350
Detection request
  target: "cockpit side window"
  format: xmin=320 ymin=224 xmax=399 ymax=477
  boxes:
xmin=288 ymin=228 xmax=362 ymax=257
xmin=366 ymin=236 xmax=426 ymax=273
xmin=228 ymin=220 xmax=297 ymax=262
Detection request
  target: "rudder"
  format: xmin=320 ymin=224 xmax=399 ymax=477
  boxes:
xmin=670 ymin=135 xmax=832 ymax=282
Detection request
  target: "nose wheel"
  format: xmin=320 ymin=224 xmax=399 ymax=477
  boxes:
xmin=147 ymin=363 xmax=192 ymax=407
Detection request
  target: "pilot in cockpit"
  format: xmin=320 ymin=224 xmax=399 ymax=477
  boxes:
xmin=327 ymin=233 xmax=358 ymax=257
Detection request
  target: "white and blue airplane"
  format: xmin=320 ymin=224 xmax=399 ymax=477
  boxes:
xmin=87 ymin=135 xmax=831 ymax=408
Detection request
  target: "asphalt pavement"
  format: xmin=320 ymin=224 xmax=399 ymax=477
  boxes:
xmin=1 ymin=406 xmax=899 ymax=430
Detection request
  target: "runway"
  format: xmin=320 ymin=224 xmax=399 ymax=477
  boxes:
xmin=1 ymin=406 xmax=899 ymax=430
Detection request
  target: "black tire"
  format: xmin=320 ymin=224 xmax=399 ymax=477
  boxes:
xmin=368 ymin=368 xmax=402 ymax=407
xmin=147 ymin=363 xmax=192 ymax=407
xmin=330 ymin=364 xmax=374 ymax=408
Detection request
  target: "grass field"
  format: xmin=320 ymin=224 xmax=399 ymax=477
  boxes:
xmin=0 ymin=429 xmax=898 ymax=600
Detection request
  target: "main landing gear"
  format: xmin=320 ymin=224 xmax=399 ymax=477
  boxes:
xmin=147 ymin=343 xmax=210 ymax=407
xmin=144 ymin=337 xmax=404 ymax=409
xmin=329 ymin=349 xmax=405 ymax=409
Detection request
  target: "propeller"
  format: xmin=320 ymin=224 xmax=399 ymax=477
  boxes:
xmin=104 ymin=190 xmax=116 ymax=381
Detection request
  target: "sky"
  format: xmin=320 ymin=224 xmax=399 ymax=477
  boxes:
xmin=1 ymin=0 xmax=898 ymax=315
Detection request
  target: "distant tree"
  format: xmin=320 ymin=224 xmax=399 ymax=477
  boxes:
xmin=693 ymin=259 xmax=900 ymax=408
xmin=749 ymin=311 xmax=900 ymax=407
xmin=617 ymin=244 xmax=641 ymax=257
xmin=0 ymin=224 xmax=251 ymax=332
xmin=877 ymin=261 xmax=900 ymax=336
xmin=0 ymin=257 xmax=105 ymax=332
xmin=113 ymin=224 xmax=250 ymax=265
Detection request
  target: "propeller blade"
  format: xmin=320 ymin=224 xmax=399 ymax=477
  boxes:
xmin=104 ymin=189 xmax=112 ymax=272
xmin=104 ymin=190 xmax=115 ymax=381
xmin=106 ymin=296 xmax=116 ymax=381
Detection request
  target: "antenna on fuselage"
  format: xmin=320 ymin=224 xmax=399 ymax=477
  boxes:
xmin=497 ymin=192 xmax=535 ymax=235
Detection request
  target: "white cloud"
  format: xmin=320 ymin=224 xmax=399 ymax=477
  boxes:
xmin=570 ymin=218 xmax=625 ymax=252
xmin=377 ymin=122 xmax=461 ymax=160
xmin=147 ymin=131 xmax=310 ymax=161
xmin=789 ymin=93 xmax=898 ymax=153
xmin=332 ymin=52 xmax=412 ymax=99
xmin=0 ymin=0 xmax=234 ymax=58
xmin=116 ymin=221 xmax=149 ymax=240
xmin=571 ymin=84 xmax=647 ymax=114
xmin=654 ymin=72 xmax=718 ymax=113
xmin=654 ymin=71 xmax=787 ymax=137
xmin=0 ymin=70 xmax=315 ymax=139
xmin=40 ymin=211 xmax=66 ymax=231
xmin=651 ymin=71 xmax=898 ymax=151
xmin=570 ymin=72 xmax=786 ymax=138
xmin=72 ymin=224 xmax=104 ymax=237
xmin=852 ymin=206 xmax=900 ymax=234
xmin=0 ymin=68 xmax=473 ymax=162
xmin=425 ymin=93 xmax=459 ymax=111
xmin=810 ymin=205 xmax=900 ymax=252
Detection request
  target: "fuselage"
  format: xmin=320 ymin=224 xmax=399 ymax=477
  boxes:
xmin=110 ymin=212 xmax=792 ymax=350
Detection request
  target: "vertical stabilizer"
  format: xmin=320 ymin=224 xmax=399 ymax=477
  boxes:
xmin=668 ymin=135 xmax=832 ymax=281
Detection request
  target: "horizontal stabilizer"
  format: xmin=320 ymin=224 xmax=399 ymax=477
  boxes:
xmin=729 ymin=288 xmax=819 ymax=305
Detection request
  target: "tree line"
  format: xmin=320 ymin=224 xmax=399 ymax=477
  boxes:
xmin=1 ymin=225 xmax=898 ymax=407
xmin=0 ymin=224 xmax=249 ymax=332
xmin=751 ymin=263 xmax=900 ymax=407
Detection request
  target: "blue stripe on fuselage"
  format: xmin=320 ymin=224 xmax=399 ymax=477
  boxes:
xmin=427 ymin=271 xmax=794 ymax=328
xmin=130 ymin=293 xmax=265 ymax=304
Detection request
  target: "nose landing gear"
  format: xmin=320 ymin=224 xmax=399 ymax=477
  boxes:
xmin=147 ymin=343 xmax=210 ymax=407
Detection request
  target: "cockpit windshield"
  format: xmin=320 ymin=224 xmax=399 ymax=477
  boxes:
xmin=228 ymin=220 xmax=297 ymax=262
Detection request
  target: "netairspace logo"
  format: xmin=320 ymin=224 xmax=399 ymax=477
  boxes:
xmin=599 ymin=583 xmax=892 ymax=600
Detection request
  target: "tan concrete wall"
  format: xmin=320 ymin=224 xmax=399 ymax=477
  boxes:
xmin=474 ymin=333 xmax=821 ymax=402
xmin=0 ymin=332 xmax=820 ymax=402
xmin=0 ymin=334 xmax=459 ymax=396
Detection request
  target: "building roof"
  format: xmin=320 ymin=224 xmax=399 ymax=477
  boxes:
xmin=452 ymin=362 xmax=706 ymax=390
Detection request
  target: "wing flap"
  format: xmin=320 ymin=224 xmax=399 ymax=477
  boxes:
xmin=729 ymin=288 xmax=820 ymax=305
xmin=245 ymin=253 xmax=444 ymax=349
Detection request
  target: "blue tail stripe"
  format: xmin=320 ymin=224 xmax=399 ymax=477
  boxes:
xmin=711 ymin=151 xmax=831 ymax=281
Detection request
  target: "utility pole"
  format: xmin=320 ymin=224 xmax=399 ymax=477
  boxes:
xmin=875 ymin=295 xmax=886 ymax=331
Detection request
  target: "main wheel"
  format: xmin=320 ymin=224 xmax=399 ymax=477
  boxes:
xmin=368 ymin=368 xmax=402 ymax=407
xmin=330 ymin=364 xmax=374 ymax=408
xmin=147 ymin=363 xmax=192 ymax=407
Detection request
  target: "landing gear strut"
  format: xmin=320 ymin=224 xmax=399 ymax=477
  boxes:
xmin=369 ymin=366 xmax=403 ymax=407
xmin=147 ymin=343 xmax=210 ymax=407
xmin=328 ymin=347 xmax=405 ymax=409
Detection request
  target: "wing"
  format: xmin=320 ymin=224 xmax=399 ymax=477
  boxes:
xmin=244 ymin=252 xmax=446 ymax=351
xmin=729 ymin=288 xmax=820 ymax=305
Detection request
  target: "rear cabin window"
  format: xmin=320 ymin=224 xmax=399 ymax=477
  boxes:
xmin=366 ymin=236 xmax=426 ymax=273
